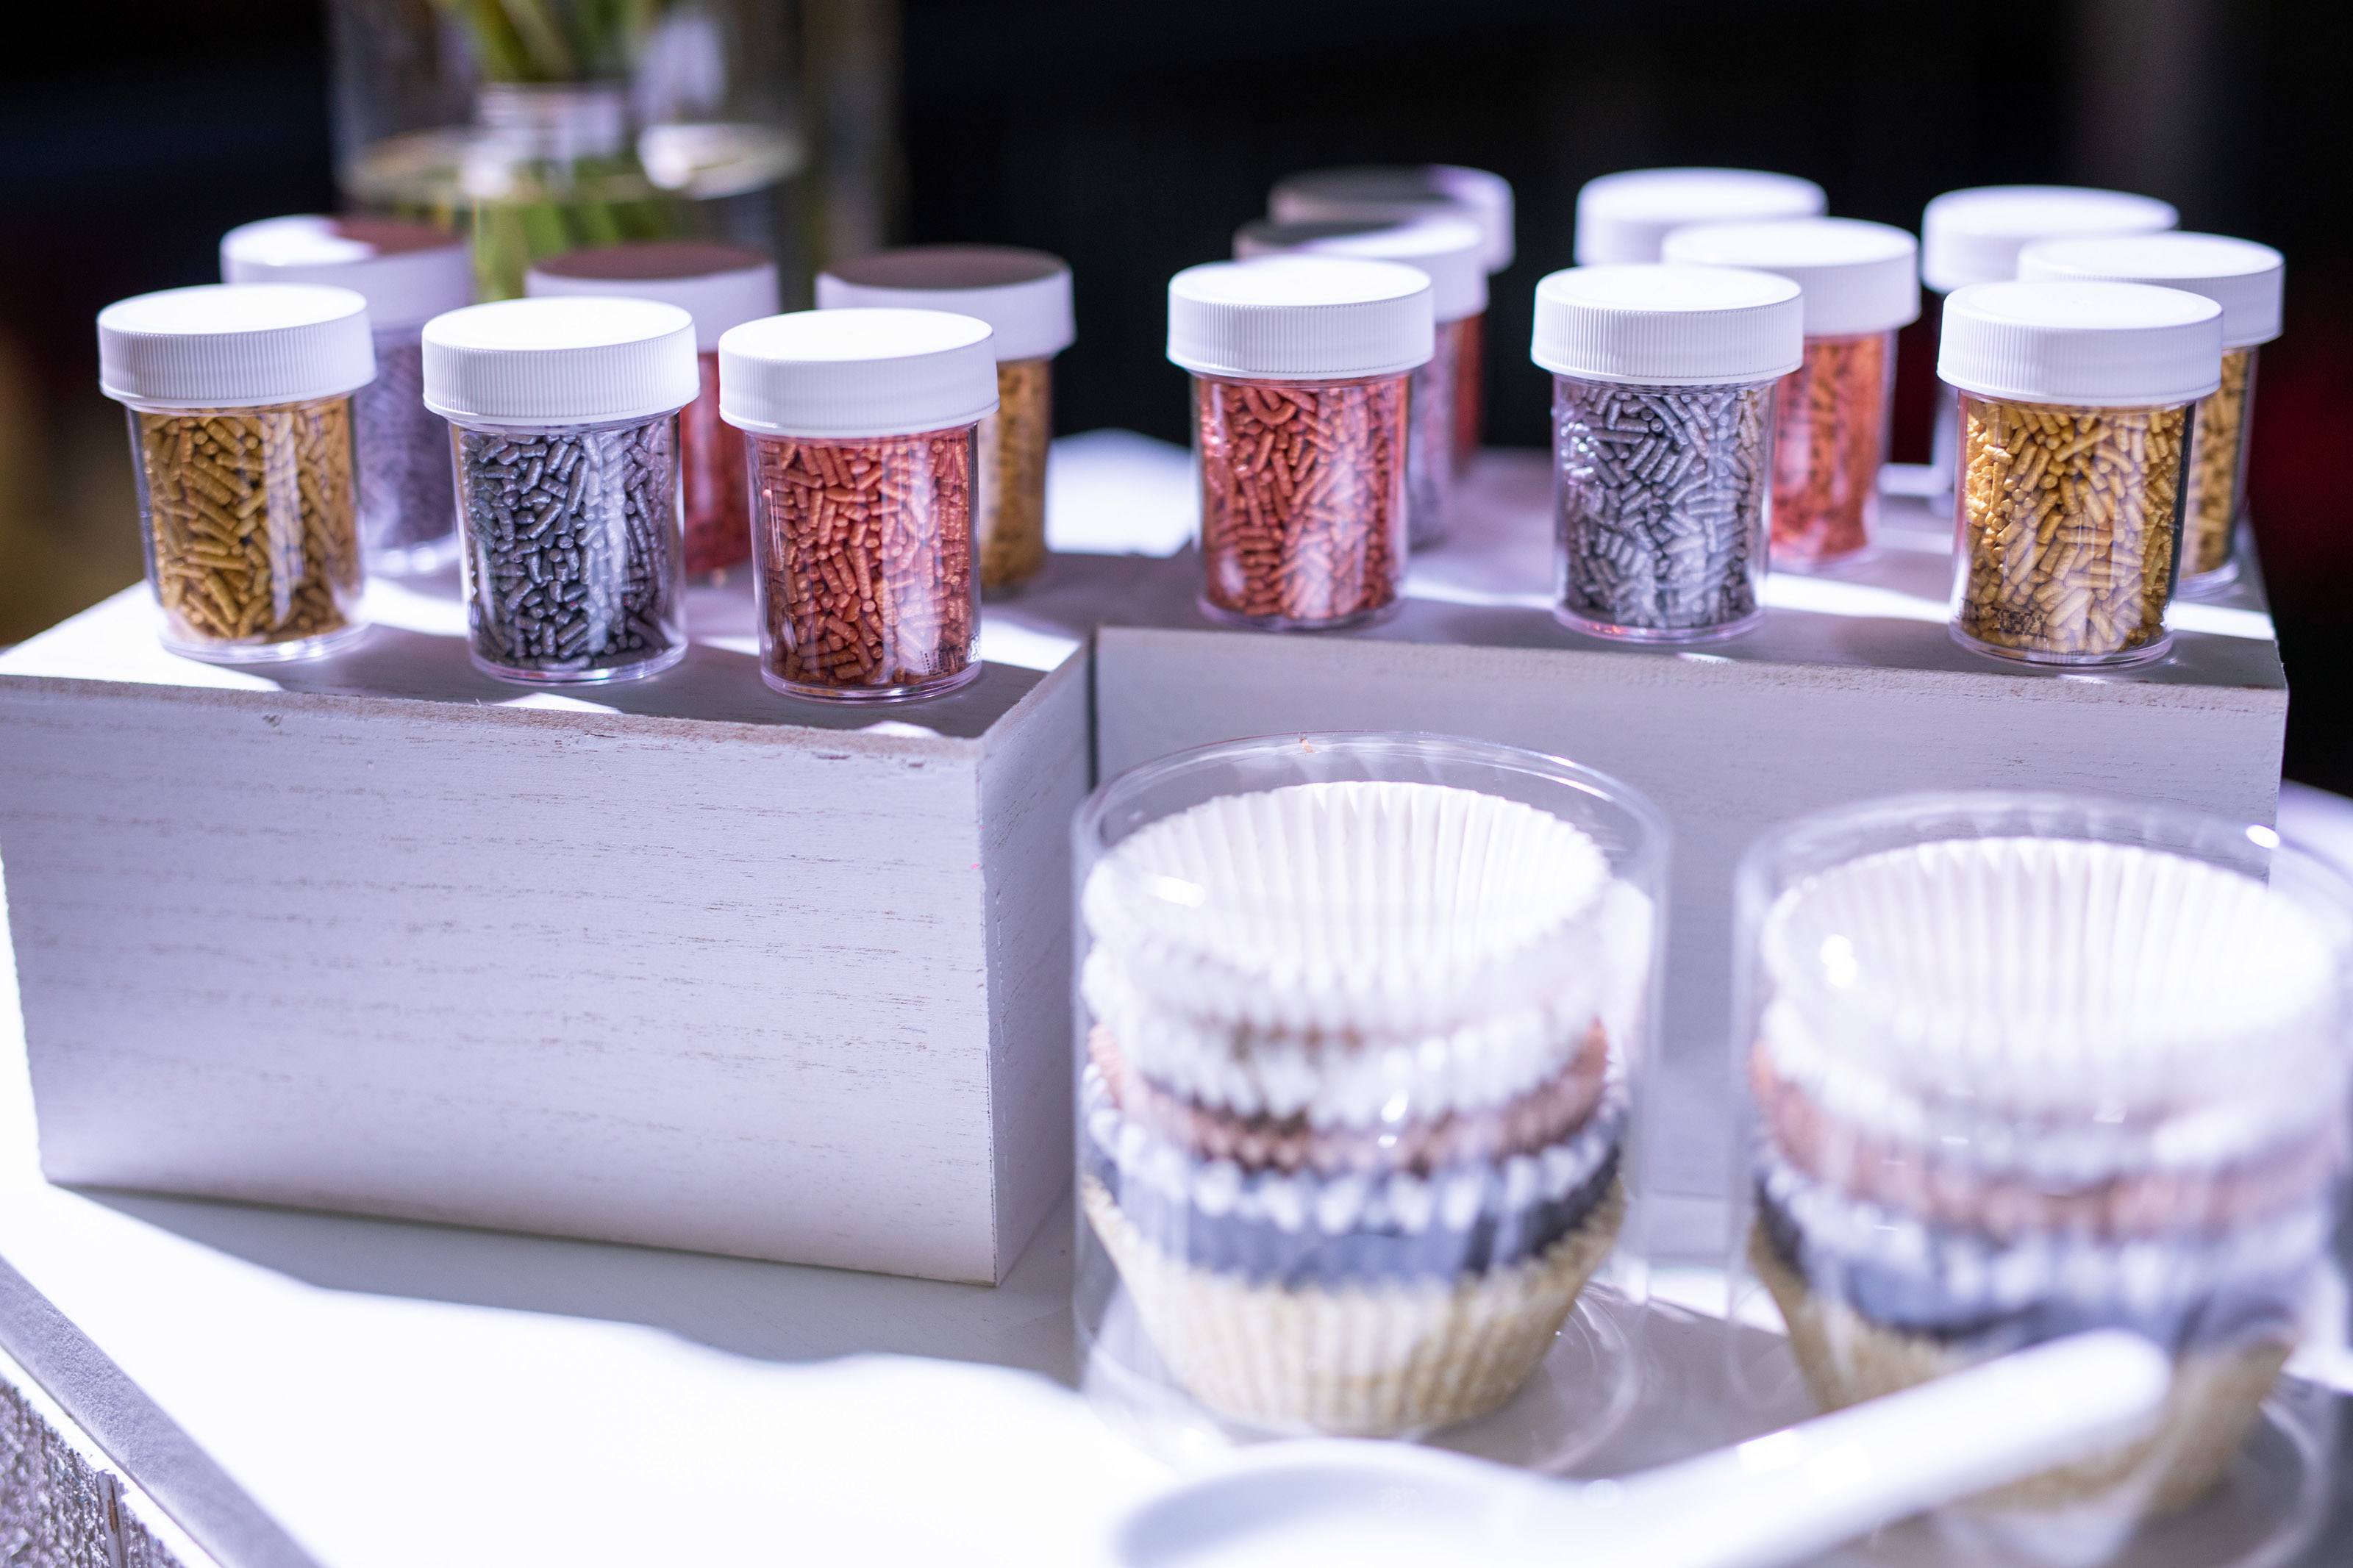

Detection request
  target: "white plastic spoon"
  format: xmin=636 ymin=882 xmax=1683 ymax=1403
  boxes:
xmin=1109 ymin=1329 xmax=2172 ymax=1568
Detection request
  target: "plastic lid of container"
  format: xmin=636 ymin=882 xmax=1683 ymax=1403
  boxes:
xmin=1530 ymin=264 xmax=1803 ymax=386
xmin=1920 ymin=185 xmax=2177 ymax=293
xmin=1572 ymin=169 xmax=1826 ymax=267
xmin=1658 ymin=217 xmax=1919 ymax=337
xmin=421 ymin=298 xmax=699 ymax=426
xmin=1167 ymin=257 xmax=1434 ymax=382
xmin=2017 ymin=232 xmax=2284 ymax=348
xmin=1938 ymin=280 xmax=2221 ymax=407
xmin=1232 ymin=216 xmax=1489 ymax=323
xmin=99 ymin=283 xmax=375 ymax=408
xmin=814 ymin=246 xmax=1073 ymax=362
xmin=1268 ymin=165 xmax=1516 ymax=274
xmin=718 ymin=308 xmax=999 ymax=439
xmin=219 ymin=215 xmax=471 ymax=332
xmin=525 ymin=242 xmax=780 ymax=351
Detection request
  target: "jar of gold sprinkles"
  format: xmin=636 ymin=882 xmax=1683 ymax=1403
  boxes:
xmin=2019 ymin=233 xmax=2284 ymax=597
xmin=98 ymin=284 xmax=376 ymax=662
xmin=1939 ymin=280 xmax=2221 ymax=667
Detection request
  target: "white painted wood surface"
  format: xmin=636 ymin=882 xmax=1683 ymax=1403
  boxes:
xmin=1090 ymin=452 xmax=2289 ymax=1211
xmin=0 ymin=563 xmax=1093 ymax=1285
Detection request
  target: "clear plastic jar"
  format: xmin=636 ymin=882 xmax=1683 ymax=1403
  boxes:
xmin=1572 ymin=168 xmax=1824 ymax=266
xmin=424 ymin=297 xmax=698 ymax=684
xmin=526 ymin=243 xmax=781 ymax=584
xmin=1940 ymin=280 xmax=2221 ymax=667
xmin=2020 ymin=233 xmax=2285 ymax=595
xmin=1267 ymin=165 xmax=1515 ymax=470
xmin=221 ymin=215 xmax=473 ymax=576
xmin=1235 ymin=218 xmax=1488 ymax=551
xmin=817 ymin=247 xmax=1075 ymax=598
xmin=98 ymin=284 xmax=376 ymax=662
xmin=1733 ymin=791 xmax=2353 ymax=1531
xmin=1662 ymin=218 xmax=1918 ymax=568
xmin=1532 ymin=264 xmax=1802 ymax=641
xmin=721 ymin=307 xmax=995 ymax=701
xmin=1919 ymin=187 xmax=2179 ymax=498
xmin=1168 ymin=257 xmax=1430 ymax=631
xmin=1075 ymin=731 xmax=1664 ymax=1464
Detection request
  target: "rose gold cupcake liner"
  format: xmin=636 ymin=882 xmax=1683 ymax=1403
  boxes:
xmin=1084 ymin=1173 xmax=1625 ymax=1438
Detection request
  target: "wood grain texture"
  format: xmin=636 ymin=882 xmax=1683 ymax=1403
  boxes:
xmin=978 ymin=651 xmax=1090 ymax=1273
xmin=1095 ymin=621 xmax=2286 ymax=1214
xmin=0 ymin=648 xmax=1088 ymax=1284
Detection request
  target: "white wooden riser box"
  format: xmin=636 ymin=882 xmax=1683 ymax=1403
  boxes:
xmin=0 ymin=574 xmax=1092 ymax=1286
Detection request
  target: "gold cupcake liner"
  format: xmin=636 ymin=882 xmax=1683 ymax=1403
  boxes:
xmin=1752 ymin=1228 xmax=2290 ymax=1515
xmin=1083 ymin=1173 xmax=1626 ymax=1438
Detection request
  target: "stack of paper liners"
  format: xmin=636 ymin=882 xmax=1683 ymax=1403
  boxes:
xmin=1749 ymin=836 xmax=2346 ymax=1514
xmin=1078 ymin=780 xmax=1635 ymax=1436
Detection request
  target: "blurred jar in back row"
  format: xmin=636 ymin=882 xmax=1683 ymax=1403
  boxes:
xmin=1661 ymin=218 xmax=1918 ymax=570
xmin=221 ymin=215 xmax=473 ymax=577
xmin=817 ymin=248 xmax=1076 ymax=598
xmin=527 ymin=241 xmax=781 ymax=584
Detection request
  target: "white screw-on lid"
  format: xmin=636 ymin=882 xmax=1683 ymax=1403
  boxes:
xmin=1920 ymin=185 xmax=2177 ymax=293
xmin=2017 ymin=232 xmax=2284 ymax=349
xmin=1232 ymin=216 xmax=1488 ymax=323
xmin=1573 ymin=168 xmax=1826 ymax=267
xmin=1268 ymin=165 xmax=1515 ymax=273
xmin=814 ymin=246 xmax=1074 ymax=362
xmin=1659 ymin=217 xmax=1919 ymax=337
xmin=718 ymin=308 xmax=999 ymax=439
xmin=1167 ymin=257 xmax=1434 ymax=382
xmin=421 ymin=298 xmax=699 ymax=426
xmin=525 ymin=242 xmax=780 ymax=352
xmin=220 ymin=215 xmax=472 ymax=332
xmin=99 ymin=284 xmax=376 ymax=409
xmin=1938 ymin=281 xmax=2221 ymax=407
xmin=1531 ymin=264 xmax=1803 ymax=386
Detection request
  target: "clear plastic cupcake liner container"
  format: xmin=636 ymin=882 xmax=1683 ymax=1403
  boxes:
xmin=1075 ymin=732 xmax=1667 ymax=1468
xmin=1731 ymin=792 xmax=2353 ymax=1557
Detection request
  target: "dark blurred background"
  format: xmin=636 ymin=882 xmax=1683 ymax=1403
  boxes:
xmin=2 ymin=1 xmax=2346 ymax=781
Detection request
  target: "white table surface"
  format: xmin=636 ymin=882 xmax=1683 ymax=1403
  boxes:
xmin=0 ymin=442 xmax=2343 ymax=1567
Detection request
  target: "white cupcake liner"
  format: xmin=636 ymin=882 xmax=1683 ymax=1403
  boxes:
xmin=1760 ymin=1005 xmax=2346 ymax=1179
xmin=1085 ymin=1173 xmax=1625 ymax=1437
xmin=1752 ymin=1228 xmax=2290 ymax=1517
xmin=1082 ymin=781 xmax=1618 ymax=1038
xmin=1082 ymin=942 xmax=1604 ymax=1125
xmin=1757 ymin=837 xmax=2348 ymax=1121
